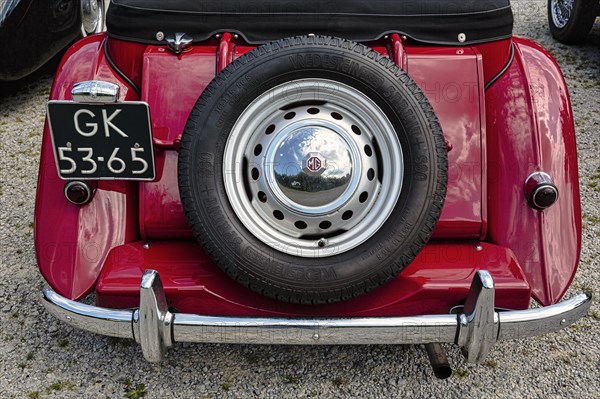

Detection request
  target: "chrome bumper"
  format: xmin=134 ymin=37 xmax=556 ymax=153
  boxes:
xmin=41 ymin=270 xmax=592 ymax=363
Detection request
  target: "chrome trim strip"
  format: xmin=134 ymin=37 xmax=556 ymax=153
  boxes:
xmin=497 ymin=293 xmax=592 ymax=340
xmin=40 ymin=271 xmax=592 ymax=363
xmin=41 ymin=287 xmax=133 ymax=339
xmin=173 ymin=313 xmax=459 ymax=345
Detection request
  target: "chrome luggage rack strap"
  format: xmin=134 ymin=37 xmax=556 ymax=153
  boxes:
xmin=41 ymin=270 xmax=592 ymax=363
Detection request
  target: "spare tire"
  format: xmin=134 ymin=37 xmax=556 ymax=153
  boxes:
xmin=178 ymin=36 xmax=447 ymax=304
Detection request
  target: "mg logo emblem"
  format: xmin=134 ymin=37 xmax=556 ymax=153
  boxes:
xmin=307 ymin=156 xmax=322 ymax=172
xmin=303 ymin=152 xmax=326 ymax=176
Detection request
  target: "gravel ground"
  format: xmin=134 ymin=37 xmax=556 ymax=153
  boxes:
xmin=0 ymin=2 xmax=599 ymax=398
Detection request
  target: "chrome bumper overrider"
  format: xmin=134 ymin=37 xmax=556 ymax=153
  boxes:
xmin=41 ymin=270 xmax=592 ymax=363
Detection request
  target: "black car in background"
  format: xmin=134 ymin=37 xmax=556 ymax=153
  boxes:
xmin=548 ymin=0 xmax=599 ymax=43
xmin=0 ymin=0 xmax=107 ymax=81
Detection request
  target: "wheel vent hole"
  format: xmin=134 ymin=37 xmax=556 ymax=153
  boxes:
xmin=295 ymin=221 xmax=308 ymax=230
xmin=359 ymin=192 xmax=369 ymax=203
xmin=258 ymin=191 xmax=267 ymax=203
xmin=251 ymin=168 xmax=260 ymax=180
xmin=265 ymin=124 xmax=276 ymax=135
xmin=367 ymin=168 xmax=375 ymax=181
xmin=342 ymin=211 xmax=353 ymax=220
xmin=364 ymin=145 xmax=373 ymax=157
xmin=254 ymin=144 xmax=263 ymax=156
xmin=273 ymin=210 xmax=284 ymax=220
xmin=319 ymin=221 xmax=332 ymax=230
xmin=331 ymin=112 xmax=343 ymax=120
xmin=284 ymin=112 xmax=296 ymax=120
xmin=351 ymin=125 xmax=361 ymax=135
xmin=307 ymin=108 xmax=320 ymax=115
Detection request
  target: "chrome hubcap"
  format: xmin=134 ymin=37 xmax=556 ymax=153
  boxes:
xmin=266 ymin=117 xmax=364 ymax=215
xmin=551 ymin=0 xmax=574 ymax=29
xmin=223 ymin=79 xmax=403 ymax=258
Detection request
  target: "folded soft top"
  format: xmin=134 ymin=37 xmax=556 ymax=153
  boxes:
xmin=107 ymin=0 xmax=513 ymax=45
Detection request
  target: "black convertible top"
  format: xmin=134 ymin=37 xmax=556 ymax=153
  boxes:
xmin=107 ymin=0 xmax=513 ymax=45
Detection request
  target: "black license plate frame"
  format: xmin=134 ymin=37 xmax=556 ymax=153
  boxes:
xmin=47 ymin=101 xmax=155 ymax=181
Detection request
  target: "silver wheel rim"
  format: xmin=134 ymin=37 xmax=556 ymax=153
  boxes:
xmin=223 ymin=79 xmax=403 ymax=258
xmin=81 ymin=0 xmax=106 ymax=36
xmin=551 ymin=0 xmax=574 ymax=29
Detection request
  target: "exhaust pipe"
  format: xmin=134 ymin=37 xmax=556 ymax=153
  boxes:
xmin=425 ymin=343 xmax=452 ymax=379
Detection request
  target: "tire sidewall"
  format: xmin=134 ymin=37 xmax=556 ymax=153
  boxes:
xmin=548 ymin=0 xmax=596 ymax=43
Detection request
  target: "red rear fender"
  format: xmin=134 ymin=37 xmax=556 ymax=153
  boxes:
xmin=485 ymin=37 xmax=581 ymax=305
xmin=34 ymin=35 xmax=141 ymax=300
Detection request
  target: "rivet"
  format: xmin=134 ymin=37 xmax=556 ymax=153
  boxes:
xmin=560 ymin=319 xmax=566 ymax=325
xmin=66 ymin=316 xmax=72 ymax=321
xmin=143 ymin=243 xmax=151 ymax=249
xmin=312 ymin=333 xmax=320 ymax=341
xmin=233 ymin=34 xmax=239 ymax=39
xmin=156 ymin=31 xmax=164 ymax=41
xmin=215 ymin=34 xmax=221 ymax=39
xmin=401 ymin=35 xmax=408 ymax=41
xmin=475 ymin=245 xmax=483 ymax=251
xmin=458 ymin=33 xmax=466 ymax=43
xmin=317 ymin=239 xmax=327 ymax=248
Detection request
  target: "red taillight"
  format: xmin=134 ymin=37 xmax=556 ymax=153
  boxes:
xmin=64 ymin=181 xmax=93 ymax=205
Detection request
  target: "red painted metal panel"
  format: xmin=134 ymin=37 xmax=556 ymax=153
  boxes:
xmin=141 ymin=45 xmax=217 ymax=146
xmin=138 ymin=42 xmax=485 ymax=240
xmin=406 ymin=46 xmax=485 ymax=238
xmin=472 ymin=39 xmax=512 ymax=85
xmin=140 ymin=150 xmax=193 ymax=239
xmin=485 ymin=37 xmax=580 ymax=305
xmin=96 ymin=241 xmax=531 ymax=316
xmin=35 ymin=35 xmax=140 ymax=300
xmin=139 ymin=45 xmax=217 ymax=237
xmin=106 ymin=38 xmax=147 ymax=90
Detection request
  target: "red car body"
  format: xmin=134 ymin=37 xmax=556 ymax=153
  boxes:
xmin=36 ymin=34 xmax=580 ymax=312
xmin=35 ymin=1 xmax=590 ymax=370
